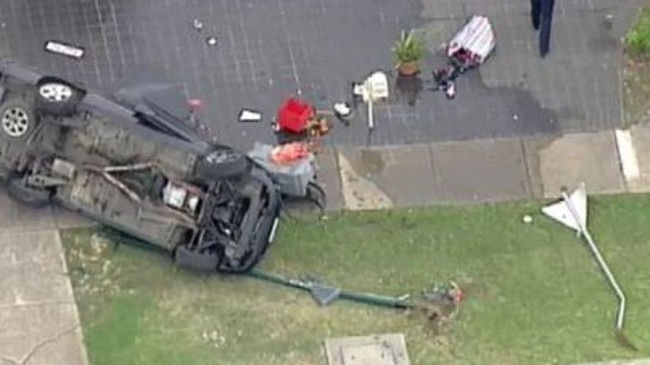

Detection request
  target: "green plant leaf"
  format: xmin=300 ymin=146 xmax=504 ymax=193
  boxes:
xmin=393 ymin=29 xmax=426 ymax=64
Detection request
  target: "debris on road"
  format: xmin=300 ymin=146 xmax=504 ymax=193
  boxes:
xmin=238 ymin=108 xmax=263 ymax=123
xmin=352 ymin=71 xmax=390 ymax=130
xmin=274 ymin=97 xmax=332 ymax=147
xmin=206 ymin=36 xmax=218 ymax=46
xmin=431 ymin=15 xmax=496 ymax=99
xmin=192 ymin=19 xmax=204 ymax=31
xmin=333 ymin=102 xmax=353 ymax=123
xmin=44 ymin=40 xmax=85 ymax=59
xmin=248 ymin=142 xmax=326 ymax=211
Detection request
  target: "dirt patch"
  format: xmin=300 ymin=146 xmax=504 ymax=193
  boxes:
xmin=411 ymin=301 xmax=458 ymax=334
xmin=66 ymin=232 xmax=122 ymax=297
xmin=461 ymin=282 xmax=491 ymax=300
xmin=623 ymin=52 xmax=650 ymax=126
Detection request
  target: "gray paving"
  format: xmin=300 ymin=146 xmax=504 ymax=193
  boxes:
xmin=429 ymin=138 xmax=532 ymax=203
xmin=0 ymin=0 xmax=643 ymax=149
xmin=460 ymin=0 xmax=646 ymax=133
xmin=337 ymin=145 xmax=438 ymax=207
xmin=323 ymin=129 xmax=642 ymax=210
xmin=537 ymin=131 xmax=626 ymax=197
xmin=0 ymin=193 xmax=88 ymax=365
xmin=314 ymin=149 xmax=345 ymax=211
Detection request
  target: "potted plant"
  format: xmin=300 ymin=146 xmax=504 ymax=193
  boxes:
xmin=393 ymin=30 xmax=426 ymax=76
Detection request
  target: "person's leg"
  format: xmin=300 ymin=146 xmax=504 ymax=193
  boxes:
xmin=539 ymin=0 xmax=555 ymax=57
xmin=531 ymin=0 xmax=542 ymax=30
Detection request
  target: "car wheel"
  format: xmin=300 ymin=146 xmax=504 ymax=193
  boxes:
xmin=35 ymin=79 xmax=82 ymax=116
xmin=305 ymin=182 xmax=326 ymax=210
xmin=282 ymin=181 xmax=327 ymax=217
xmin=174 ymin=244 xmax=221 ymax=272
xmin=195 ymin=148 xmax=251 ymax=180
xmin=0 ymin=98 xmax=34 ymax=140
xmin=6 ymin=177 xmax=51 ymax=208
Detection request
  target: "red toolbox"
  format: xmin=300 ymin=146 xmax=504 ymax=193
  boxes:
xmin=277 ymin=97 xmax=315 ymax=133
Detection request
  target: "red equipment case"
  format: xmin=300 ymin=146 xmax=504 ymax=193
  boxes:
xmin=277 ymin=97 xmax=315 ymax=134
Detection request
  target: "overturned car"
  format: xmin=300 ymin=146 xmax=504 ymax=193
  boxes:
xmin=0 ymin=62 xmax=280 ymax=273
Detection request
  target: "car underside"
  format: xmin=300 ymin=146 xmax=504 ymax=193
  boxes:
xmin=0 ymin=61 xmax=281 ymax=273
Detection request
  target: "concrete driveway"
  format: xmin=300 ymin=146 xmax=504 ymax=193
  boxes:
xmin=0 ymin=0 xmax=644 ymax=149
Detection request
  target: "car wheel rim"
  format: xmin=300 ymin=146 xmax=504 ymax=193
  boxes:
xmin=2 ymin=107 xmax=30 ymax=137
xmin=39 ymin=83 xmax=73 ymax=102
xmin=210 ymin=150 xmax=239 ymax=164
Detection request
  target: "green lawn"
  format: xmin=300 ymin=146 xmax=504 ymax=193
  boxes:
xmin=624 ymin=5 xmax=650 ymax=126
xmin=62 ymin=195 xmax=650 ymax=365
xmin=626 ymin=6 xmax=650 ymax=55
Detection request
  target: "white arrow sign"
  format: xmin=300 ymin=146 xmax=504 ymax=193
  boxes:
xmin=542 ymin=182 xmax=587 ymax=234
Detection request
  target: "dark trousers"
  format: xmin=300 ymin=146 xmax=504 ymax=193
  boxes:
xmin=531 ymin=0 xmax=555 ymax=57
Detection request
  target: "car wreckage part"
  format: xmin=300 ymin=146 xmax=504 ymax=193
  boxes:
xmin=39 ymin=82 xmax=74 ymax=102
xmin=281 ymin=181 xmax=327 ymax=217
xmin=0 ymin=61 xmax=284 ymax=274
xmin=173 ymin=168 xmax=280 ymax=273
xmin=194 ymin=148 xmax=250 ymax=180
xmin=6 ymin=176 xmax=51 ymax=208
xmin=1 ymin=98 xmax=33 ymax=138
xmin=82 ymin=162 xmax=201 ymax=226
xmin=35 ymin=79 xmax=83 ymax=116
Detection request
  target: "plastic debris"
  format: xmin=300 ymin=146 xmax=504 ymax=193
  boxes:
xmin=238 ymin=109 xmax=263 ymax=123
xmin=445 ymin=81 xmax=456 ymax=99
xmin=206 ymin=36 xmax=218 ymax=46
xmin=192 ymin=19 xmax=203 ymax=31
xmin=44 ymin=40 xmax=85 ymax=59
xmin=269 ymin=142 xmax=311 ymax=165
xmin=188 ymin=98 xmax=204 ymax=112
xmin=333 ymin=102 xmax=351 ymax=117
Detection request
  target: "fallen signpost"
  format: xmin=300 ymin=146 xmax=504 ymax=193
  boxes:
xmin=541 ymin=182 xmax=637 ymax=351
xmin=247 ymin=269 xmax=464 ymax=332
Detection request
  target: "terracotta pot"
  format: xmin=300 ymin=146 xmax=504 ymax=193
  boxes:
xmin=397 ymin=62 xmax=420 ymax=76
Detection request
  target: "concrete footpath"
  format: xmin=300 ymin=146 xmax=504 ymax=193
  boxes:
xmin=5 ymin=125 xmax=650 ymax=365
xmin=318 ymin=124 xmax=650 ymax=211
xmin=0 ymin=193 xmax=89 ymax=365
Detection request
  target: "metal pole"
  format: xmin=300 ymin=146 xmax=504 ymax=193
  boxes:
xmin=561 ymin=192 xmax=626 ymax=330
xmin=367 ymin=98 xmax=374 ymax=130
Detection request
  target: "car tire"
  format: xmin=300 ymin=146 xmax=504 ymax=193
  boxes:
xmin=305 ymin=181 xmax=326 ymax=211
xmin=6 ymin=177 xmax=51 ymax=208
xmin=35 ymin=78 xmax=82 ymax=117
xmin=195 ymin=148 xmax=250 ymax=180
xmin=282 ymin=181 xmax=327 ymax=217
xmin=0 ymin=98 xmax=35 ymax=140
xmin=174 ymin=244 xmax=221 ymax=272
